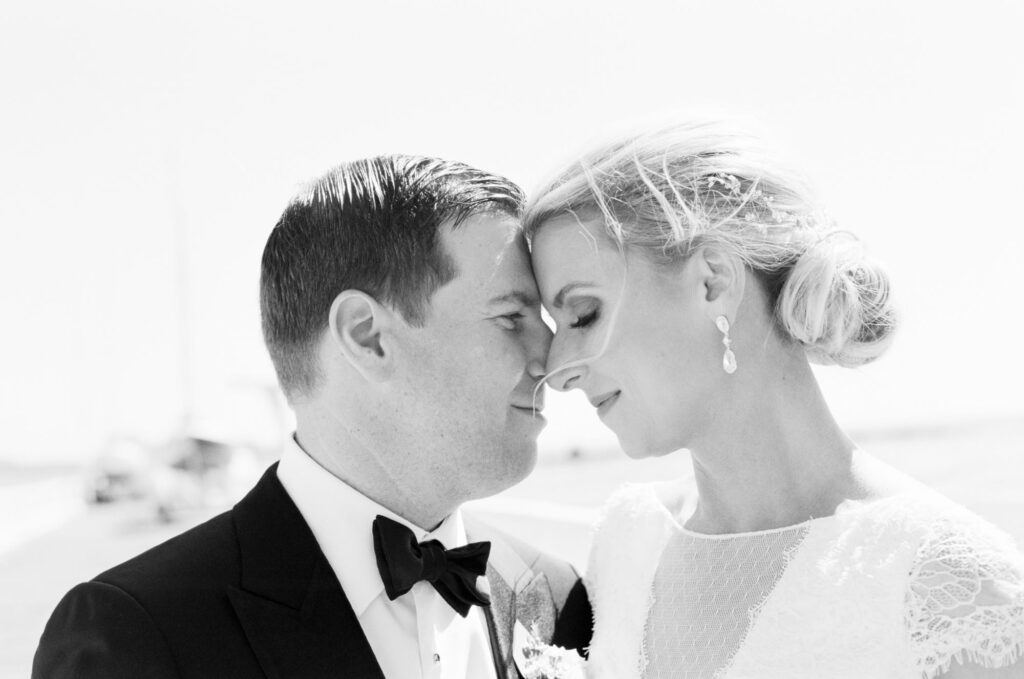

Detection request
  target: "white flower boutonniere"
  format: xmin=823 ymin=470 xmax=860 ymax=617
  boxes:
xmin=512 ymin=620 xmax=586 ymax=679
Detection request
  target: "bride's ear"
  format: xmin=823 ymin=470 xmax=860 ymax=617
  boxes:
xmin=326 ymin=290 xmax=396 ymax=382
xmin=693 ymin=246 xmax=746 ymax=320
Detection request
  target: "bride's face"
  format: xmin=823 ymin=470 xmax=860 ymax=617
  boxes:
xmin=532 ymin=212 xmax=727 ymax=458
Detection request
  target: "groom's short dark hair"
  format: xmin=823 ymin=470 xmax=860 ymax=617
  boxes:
xmin=260 ymin=155 xmax=524 ymax=401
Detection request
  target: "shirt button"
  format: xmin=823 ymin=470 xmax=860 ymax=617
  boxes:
xmin=433 ymin=653 xmax=441 ymax=663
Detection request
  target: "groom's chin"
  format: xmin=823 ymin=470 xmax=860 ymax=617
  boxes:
xmin=494 ymin=440 xmax=541 ymax=494
xmin=507 ymin=439 xmax=540 ymax=481
xmin=463 ymin=450 xmax=538 ymax=503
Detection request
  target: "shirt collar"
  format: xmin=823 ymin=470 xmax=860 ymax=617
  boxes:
xmin=276 ymin=435 xmax=467 ymax=616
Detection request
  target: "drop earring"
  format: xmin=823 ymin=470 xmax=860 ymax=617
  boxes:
xmin=715 ymin=315 xmax=737 ymax=374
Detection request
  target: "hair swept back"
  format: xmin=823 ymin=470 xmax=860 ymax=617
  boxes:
xmin=260 ymin=155 xmax=524 ymax=401
xmin=524 ymin=119 xmax=897 ymax=368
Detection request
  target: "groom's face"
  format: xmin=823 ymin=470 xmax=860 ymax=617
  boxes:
xmin=390 ymin=213 xmax=551 ymax=500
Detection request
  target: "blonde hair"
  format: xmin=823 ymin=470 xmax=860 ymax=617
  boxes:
xmin=524 ymin=120 xmax=896 ymax=368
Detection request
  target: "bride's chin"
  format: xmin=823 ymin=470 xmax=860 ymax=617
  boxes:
xmin=615 ymin=433 xmax=654 ymax=460
xmin=614 ymin=430 xmax=679 ymax=460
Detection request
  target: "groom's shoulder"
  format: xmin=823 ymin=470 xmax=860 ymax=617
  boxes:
xmin=92 ymin=464 xmax=287 ymax=595
xmin=34 ymin=498 xmax=267 ymax=677
xmin=94 ymin=508 xmax=240 ymax=593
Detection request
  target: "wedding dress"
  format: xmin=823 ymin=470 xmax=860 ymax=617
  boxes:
xmin=584 ymin=480 xmax=1024 ymax=679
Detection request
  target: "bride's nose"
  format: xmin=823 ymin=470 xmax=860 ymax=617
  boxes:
xmin=545 ymin=334 xmax=586 ymax=391
xmin=545 ymin=358 xmax=585 ymax=392
xmin=549 ymin=368 xmax=583 ymax=392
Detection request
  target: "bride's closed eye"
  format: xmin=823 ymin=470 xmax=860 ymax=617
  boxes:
xmin=570 ymin=307 xmax=599 ymax=329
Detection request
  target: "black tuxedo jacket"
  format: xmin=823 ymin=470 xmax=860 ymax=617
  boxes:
xmin=33 ymin=464 xmax=592 ymax=678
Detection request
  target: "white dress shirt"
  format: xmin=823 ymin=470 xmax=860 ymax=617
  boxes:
xmin=276 ymin=437 xmax=499 ymax=679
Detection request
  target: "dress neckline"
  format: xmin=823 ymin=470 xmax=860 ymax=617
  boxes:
xmin=673 ymin=514 xmax=828 ymax=540
xmin=647 ymin=480 xmax=864 ymax=541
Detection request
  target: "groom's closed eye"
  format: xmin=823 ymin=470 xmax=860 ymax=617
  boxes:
xmin=488 ymin=290 xmax=544 ymax=332
xmin=494 ymin=302 xmax=547 ymax=332
xmin=495 ymin=311 xmax=526 ymax=331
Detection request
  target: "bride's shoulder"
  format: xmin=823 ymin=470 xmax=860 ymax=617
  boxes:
xmin=597 ymin=481 xmax=680 ymax=519
xmin=839 ymin=453 xmax=1014 ymax=542
xmin=845 ymin=472 xmax=1020 ymax=556
xmin=837 ymin=467 xmax=1023 ymax=578
xmin=901 ymin=495 xmax=1024 ymax=677
xmin=591 ymin=479 xmax=693 ymax=539
xmin=901 ymin=490 xmax=1024 ymax=589
xmin=805 ymin=455 xmax=1024 ymax=676
xmin=585 ymin=481 xmax=686 ymax=585
xmin=848 ymin=477 xmax=1024 ymax=677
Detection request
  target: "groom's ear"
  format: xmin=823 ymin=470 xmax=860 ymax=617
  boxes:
xmin=327 ymin=290 xmax=395 ymax=382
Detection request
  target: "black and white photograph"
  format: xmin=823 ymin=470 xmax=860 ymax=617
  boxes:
xmin=2 ymin=1 xmax=1023 ymax=677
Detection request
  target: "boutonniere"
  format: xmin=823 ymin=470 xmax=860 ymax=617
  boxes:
xmin=512 ymin=620 xmax=586 ymax=679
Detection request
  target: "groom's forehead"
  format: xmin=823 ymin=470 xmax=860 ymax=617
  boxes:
xmin=440 ymin=214 xmax=537 ymax=294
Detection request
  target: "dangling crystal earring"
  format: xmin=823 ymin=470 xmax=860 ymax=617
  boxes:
xmin=715 ymin=315 xmax=737 ymax=374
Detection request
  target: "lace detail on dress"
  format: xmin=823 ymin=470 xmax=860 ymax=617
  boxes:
xmin=641 ymin=525 xmax=810 ymax=679
xmin=585 ymin=481 xmax=1024 ymax=679
xmin=906 ymin=517 xmax=1024 ymax=678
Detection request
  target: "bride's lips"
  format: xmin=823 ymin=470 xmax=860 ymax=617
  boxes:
xmin=589 ymin=391 xmax=621 ymax=415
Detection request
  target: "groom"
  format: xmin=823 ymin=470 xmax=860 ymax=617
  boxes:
xmin=33 ymin=156 xmax=592 ymax=678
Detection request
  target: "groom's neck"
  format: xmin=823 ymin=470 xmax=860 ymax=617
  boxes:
xmin=293 ymin=409 xmax=459 ymax=531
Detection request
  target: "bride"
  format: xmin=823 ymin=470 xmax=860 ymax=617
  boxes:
xmin=525 ymin=120 xmax=1024 ymax=678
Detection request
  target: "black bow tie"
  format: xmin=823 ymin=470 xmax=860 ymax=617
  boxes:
xmin=371 ymin=514 xmax=492 ymax=617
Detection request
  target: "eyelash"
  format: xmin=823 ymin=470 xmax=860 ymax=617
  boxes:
xmin=570 ymin=309 xmax=598 ymax=329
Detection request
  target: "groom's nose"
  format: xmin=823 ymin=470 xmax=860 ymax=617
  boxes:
xmin=525 ymin=317 xmax=552 ymax=379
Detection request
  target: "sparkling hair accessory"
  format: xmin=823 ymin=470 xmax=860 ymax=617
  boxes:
xmin=524 ymin=119 xmax=899 ymax=369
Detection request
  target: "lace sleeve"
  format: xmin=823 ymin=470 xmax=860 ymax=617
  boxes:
xmin=906 ymin=517 xmax=1024 ymax=678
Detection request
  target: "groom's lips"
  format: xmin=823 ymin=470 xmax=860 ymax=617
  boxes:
xmin=511 ymin=403 xmax=546 ymax=425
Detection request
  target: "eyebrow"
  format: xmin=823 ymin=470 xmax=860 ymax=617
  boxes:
xmin=552 ymin=282 xmax=596 ymax=309
xmin=488 ymin=290 xmax=541 ymax=307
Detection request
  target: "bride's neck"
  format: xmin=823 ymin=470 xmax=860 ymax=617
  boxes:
xmin=684 ymin=360 xmax=860 ymax=535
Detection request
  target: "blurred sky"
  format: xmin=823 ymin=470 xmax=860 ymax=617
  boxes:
xmin=1 ymin=0 xmax=1022 ymax=464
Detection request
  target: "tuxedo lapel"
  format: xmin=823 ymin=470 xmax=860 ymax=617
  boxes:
xmin=481 ymin=563 xmax=561 ymax=679
xmin=515 ymin=573 xmax=556 ymax=641
xmin=228 ymin=465 xmax=385 ymax=679
xmin=470 ymin=518 xmax=567 ymax=679
xmin=483 ymin=563 xmax=518 ymax=679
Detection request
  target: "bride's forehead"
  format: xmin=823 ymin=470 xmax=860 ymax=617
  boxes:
xmin=533 ymin=221 xmax=625 ymax=282
xmin=534 ymin=210 xmax=624 ymax=257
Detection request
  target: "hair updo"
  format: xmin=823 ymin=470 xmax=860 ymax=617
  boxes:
xmin=523 ymin=120 xmax=897 ymax=367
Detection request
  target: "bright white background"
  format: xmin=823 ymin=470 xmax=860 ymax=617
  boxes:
xmin=1 ymin=0 xmax=1022 ymax=465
